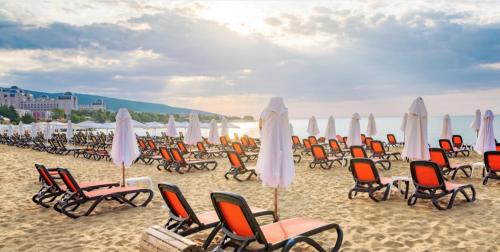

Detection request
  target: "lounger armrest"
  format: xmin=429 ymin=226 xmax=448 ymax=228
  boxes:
xmin=282 ymin=223 xmax=343 ymax=252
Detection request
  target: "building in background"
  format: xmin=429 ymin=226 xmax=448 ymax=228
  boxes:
xmin=79 ymin=99 xmax=106 ymax=111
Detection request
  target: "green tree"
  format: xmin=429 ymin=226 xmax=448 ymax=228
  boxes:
xmin=20 ymin=113 xmax=36 ymax=124
xmin=51 ymin=108 xmax=66 ymax=120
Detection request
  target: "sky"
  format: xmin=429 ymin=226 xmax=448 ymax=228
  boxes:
xmin=0 ymin=0 xmax=499 ymax=118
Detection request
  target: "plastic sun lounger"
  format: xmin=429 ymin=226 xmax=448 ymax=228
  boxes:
xmin=155 ymin=147 xmax=174 ymax=171
xmin=452 ymin=135 xmax=473 ymax=151
xmin=210 ymin=191 xmax=343 ymax=251
xmin=32 ymin=164 xmax=119 ymax=208
xmin=439 ymin=139 xmax=470 ymax=157
xmin=483 ymin=151 xmax=500 ymax=185
xmin=232 ymin=142 xmax=258 ymax=162
xmin=310 ymin=144 xmax=346 ymax=169
xmin=350 ymin=145 xmax=391 ymax=170
xmin=54 ymin=168 xmax=153 ymax=218
xmin=348 ymin=158 xmax=395 ymax=202
xmin=328 ymin=139 xmax=348 ymax=158
xmin=170 ymin=148 xmax=218 ymax=174
xmin=158 ymin=183 xmax=274 ymax=250
xmin=429 ymin=148 xmax=472 ymax=180
xmin=386 ymin=134 xmax=404 ymax=147
xmin=370 ymin=140 xmax=401 ymax=161
xmin=196 ymin=142 xmax=225 ymax=159
xmin=408 ymin=161 xmax=476 ymax=210
xmin=225 ymin=151 xmax=257 ymax=181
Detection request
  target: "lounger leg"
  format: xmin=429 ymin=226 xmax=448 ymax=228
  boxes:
xmin=202 ymin=223 xmax=222 ymax=250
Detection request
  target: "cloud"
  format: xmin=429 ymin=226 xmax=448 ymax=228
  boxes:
xmin=0 ymin=1 xmax=499 ymax=117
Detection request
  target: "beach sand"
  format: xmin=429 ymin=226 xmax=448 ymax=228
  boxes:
xmin=1 ymin=144 xmax=499 ymax=251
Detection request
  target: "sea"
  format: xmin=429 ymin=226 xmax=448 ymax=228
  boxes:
xmin=166 ymin=116 xmax=499 ymax=147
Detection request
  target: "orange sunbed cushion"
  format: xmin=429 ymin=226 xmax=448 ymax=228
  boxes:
xmin=415 ymin=165 xmax=440 ymax=188
xmin=430 ymin=151 xmax=446 ymax=167
xmin=261 ymin=217 xmax=327 ymax=244
xmin=488 ymin=153 xmax=500 ymax=171
xmin=354 ymin=162 xmax=375 ymax=182
xmin=84 ymin=186 xmax=143 ymax=198
xmin=164 ymin=191 xmax=189 ymax=218
xmin=218 ymin=201 xmax=254 ymax=237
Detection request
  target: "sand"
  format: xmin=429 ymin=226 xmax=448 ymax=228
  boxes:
xmin=0 ymin=144 xmax=499 ymax=252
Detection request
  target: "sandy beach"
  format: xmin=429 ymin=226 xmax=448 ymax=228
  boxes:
xmin=0 ymin=144 xmax=499 ymax=251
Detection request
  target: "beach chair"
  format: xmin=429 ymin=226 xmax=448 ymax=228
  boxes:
xmin=54 ymin=168 xmax=153 ymax=218
xmin=439 ymin=139 xmax=470 ymax=157
xmin=452 ymin=135 xmax=472 ymax=151
xmin=292 ymin=136 xmax=302 ymax=152
xmin=310 ymin=145 xmax=345 ymax=169
xmin=429 ymin=148 xmax=472 ymax=179
xmin=232 ymin=142 xmax=258 ymax=162
xmin=33 ymin=164 xmax=118 ymax=208
xmin=219 ymin=136 xmax=231 ymax=151
xmin=156 ymin=147 xmax=174 ymax=171
xmin=248 ymin=137 xmax=260 ymax=151
xmin=177 ymin=141 xmax=201 ymax=158
xmin=196 ymin=142 xmax=224 ymax=159
xmin=158 ymin=183 xmax=274 ymax=250
xmin=308 ymin=136 xmax=319 ymax=145
xmin=350 ymin=145 xmax=391 ymax=170
xmin=210 ymin=191 xmax=343 ymax=251
xmin=370 ymin=140 xmax=401 ymax=160
xmin=408 ymin=161 xmax=476 ymax=210
xmin=329 ymin=139 xmax=348 ymax=159
xmin=386 ymin=134 xmax=403 ymax=148
xmin=361 ymin=134 xmax=366 ymax=145
xmin=301 ymin=139 xmax=312 ymax=156
xmin=365 ymin=137 xmax=373 ymax=151
xmin=225 ymin=151 xmax=257 ymax=181
xmin=348 ymin=158 xmax=394 ymax=202
xmin=170 ymin=148 xmax=218 ymax=174
xmin=483 ymin=151 xmax=500 ymax=185
xmin=318 ymin=137 xmax=326 ymax=143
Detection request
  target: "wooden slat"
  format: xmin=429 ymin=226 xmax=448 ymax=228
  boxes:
xmin=139 ymin=225 xmax=202 ymax=252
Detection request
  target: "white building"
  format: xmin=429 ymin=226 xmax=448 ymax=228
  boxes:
xmin=79 ymin=99 xmax=106 ymax=111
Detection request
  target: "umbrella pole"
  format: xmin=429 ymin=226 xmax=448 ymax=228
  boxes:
xmin=122 ymin=161 xmax=125 ymax=187
xmin=274 ymin=188 xmax=279 ymax=221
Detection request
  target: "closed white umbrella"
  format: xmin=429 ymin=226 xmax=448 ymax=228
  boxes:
xmin=30 ymin=123 xmax=37 ymax=137
xmin=307 ymin=116 xmax=320 ymax=136
xmin=347 ymin=113 xmax=362 ymax=147
xmin=166 ymin=115 xmax=178 ymax=137
xmin=325 ymin=116 xmax=336 ymax=140
xmin=44 ymin=123 xmax=52 ymax=140
xmin=110 ymin=108 xmax=140 ymax=186
xmin=474 ymin=110 xmax=495 ymax=154
xmin=208 ymin=119 xmax=220 ymax=144
xmin=470 ymin=109 xmax=481 ymax=137
xmin=402 ymin=97 xmax=429 ymax=161
xmin=441 ymin=114 xmax=453 ymax=141
xmin=256 ymin=97 xmax=294 ymax=220
xmin=220 ymin=117 xmax=229 ymax=137
xmin=7 ymin=124 xmax=13 ymax=137
xmin=18 ymin=122 xmax=24 ymax=135
xmin=185 ymin=111 xmax=202 ymax=145
xmin=66 ymin=120 xmax=74 ymax=140
xmin=366 ymin=113 xmax=377 ymax=137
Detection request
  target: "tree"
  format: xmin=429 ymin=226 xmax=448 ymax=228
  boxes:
xmin=51 ymin=108 xmax=66 ymax=120
xmin=0 ymin=105 xmax=20 ymax=123
xmin=20 ymin=113 xmax=36 ymax=124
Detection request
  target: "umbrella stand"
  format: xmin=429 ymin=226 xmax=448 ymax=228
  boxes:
xmin=122 ymin=161 xmax=125 ymax=187
xmin=274 ymin=188 xmax=279 ymax=221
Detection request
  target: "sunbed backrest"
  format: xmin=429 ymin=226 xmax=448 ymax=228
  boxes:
xmin=35 ymin=164 xmax=56 ymax=187
xmin=158 ymin=183 xmax=200 ymax=224
xmin=232 ymin=142 xmax=244 ymax=155
xmin=177 ymin=141 xmax=188 ymax=153
xmin=220 ymin=136 xmax=228 ymax=146
xmin=329 ymin=139 xmax=341 ymax=151
xmin=57 ymin=168 xmax=83 ymax=196
xmin=159 ymin=148 xmax=173 ymax=162
xmin=350 ymin=158 xmax=378 ymax=183
xmin=387 ymin=134 xmax=396 ymax=144
xmin=350 ymin=146 xmax=367 ymax=158
xmin=371 ymin=140 xmax=384 ymax=154
xmin=211 ymin=192 xmax=263 ymax=242
xmin=318 ymin=137 xmax=326 ymax=143
xmin=452 ymin=135 xmax=462 ymax=147
xmin=439 ymin=139 xmax=453 ymax=151
xmin=241 ymin=136 xmax=249 ymax=146
xmin=410 ymin=161 xmax=444 ymax=189
xmin=311 ymin=145 xmax=326 ymax=160
xmin=336 ymin=135 xmax=343 ymax=143
xmin=361 ymin=134 xmax=366 ymax=144
xmin=292 ymin=136 xmax=300 ymax=145
xmin=249 ymin=138 xmax=257 ymax=147
xmin=308 ymin=136 xmax=318 ymax=145
xmin=196 ymin=142 xmax=206 ymax=152
xmin=365 ymin=137 xmax=373 ymax=147
xmin=485 ymin=151 xmax=500 ymax=172
xmin=303 ymin=139 xmax=311 ymax=150
xmin=429 ymin=148 xmax=448 ymax=168
xmin=227 ymin=151 xmax=243 ymax=169
xmin=147 ymin=139 xmax=156 ymax=150
xmin=170 ymin=148 xmax=185 ymax=163
xmin=138 ymin=139 xmax=147 ymax=150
